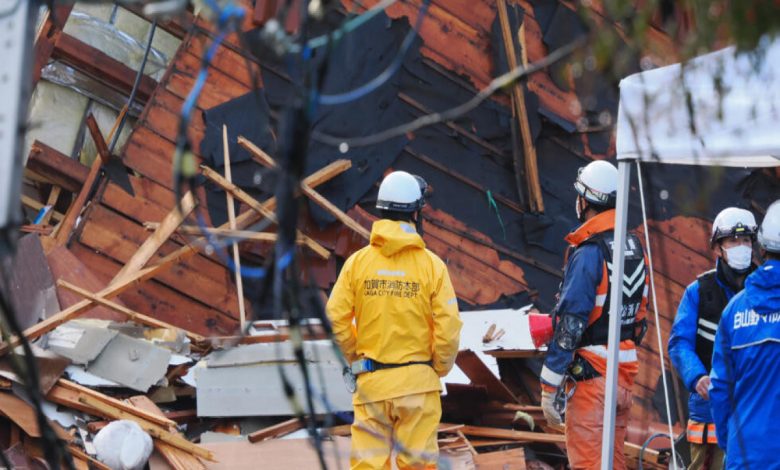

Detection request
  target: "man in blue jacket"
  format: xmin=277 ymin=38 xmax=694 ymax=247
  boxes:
xmin=710 ymin=199 xmax=780 ymax=470
xmin=668 ymin=207 xmax=758 ymax=470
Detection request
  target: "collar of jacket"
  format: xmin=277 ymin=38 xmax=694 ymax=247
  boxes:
xmin=564 ymin=209 xmax=616 ymax=247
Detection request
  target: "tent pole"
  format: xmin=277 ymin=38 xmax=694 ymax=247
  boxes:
xmin=600 ymin=159 xmax=632 ymax=469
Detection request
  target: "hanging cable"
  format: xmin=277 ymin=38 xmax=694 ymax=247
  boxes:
xmin=109 ymin=20 xmax=158 ymax=153
xmin=635 ymin=160 xmax=680 ymax=469
xmin=316 ymin=0 xmax=429 ymax=106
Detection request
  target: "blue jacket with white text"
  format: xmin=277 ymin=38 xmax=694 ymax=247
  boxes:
xmin=710 ymin=259 xmax=780 ymax=469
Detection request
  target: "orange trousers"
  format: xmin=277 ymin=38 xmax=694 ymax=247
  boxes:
xmin=565 ymin=376 xmax=633 ymax=470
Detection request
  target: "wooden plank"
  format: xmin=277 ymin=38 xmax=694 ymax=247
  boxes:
xmin=26 ymin=140 xmax=176 ymax=223
xmin=26 ymin=140 xmax=87 ymax=191
xmin=458 ymin=426 xmax=564 ymax=445
xmin=68 ymin=242 xmax=238 ymax=336
xmin=53 ymin=33 xmax=157 ymax=103
xmin=111 ymin=191 xmax=197 ymax=285
xmin=248 ymin=418 xmax=303 ymax=443
xmin=57 ymin=379 xmax=177 ymax=429
xmin=51 ymin=150 xmax=102 ymax=247
xmin=58 ymin=280 xmax=206 ymax=343
xmin=47 ymin=245 xmax=126 ymax=322
xmin=472 ymin=447 xmax=526 ymax=469
xmin=0 ymin=392 xmax=69 ymax=440
xmin=146 ymin=223 xmax=280 ymax=243
xmin=128 ymin=396 xmax=207 ymax=470
xmin=512 ymin=15 xmax=543 ymax=212
xmin=238 ymin=136 xmax=370 ymax=240
xmin=78 ymin=205 xmax=243 ymax=318
xmin=32 ymin=4 xmax=74 ymax=85
xmin=455 ymin=350 xmax=519 ymax=403
xmin=200 ymin=165 xmax=331 ymax=259
xmin=68 ymin=445 xmax=111 ymax=470
xmin=0 ymin=159 xmax=352 ymax=355
xmin=223 ymin=126 xmax=247 ymax=329
xmin=20 ymin=195 xmax=64 ymax=223
xmin=41 ymin=186 xmax=62 ymax=225
xmin=78 ymin=394 xmax=214 ymax=461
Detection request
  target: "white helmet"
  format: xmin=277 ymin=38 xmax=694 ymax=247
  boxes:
xmin=711 ymin=207 xmax=758 ymax=246
xmin=574 ymin=160 xmax=618 ymax=207
xmin=376 ymin=171 xmax=427 ymax=212
xmin=758 ymin=200 xmax=780 ymax=253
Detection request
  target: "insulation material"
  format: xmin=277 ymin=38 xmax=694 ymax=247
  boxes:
xmin=111 ymin=7 xmax=181 ymax=80
xmin=63 ymin=11 xmax=167 ymax=76
xmin=42 ymin=61 xmax=144 ymax=120
xmin=24 ymin=80 xmax=89 ymax=161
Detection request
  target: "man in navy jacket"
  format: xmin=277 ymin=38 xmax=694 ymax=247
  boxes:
xmin=669 ymin=207 xmax=757 ymax=469
xmin=710 ymin=199 xmax=780 ymax=470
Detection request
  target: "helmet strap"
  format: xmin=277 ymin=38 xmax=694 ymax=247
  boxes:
xmin=414 ymin=209 xmax=424 ymax=237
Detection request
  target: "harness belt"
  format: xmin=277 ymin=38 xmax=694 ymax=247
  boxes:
xmin=350 ymin=358 xmax=433 ymax=376
xmin=568 ymin=354 xmax=601 ymax=382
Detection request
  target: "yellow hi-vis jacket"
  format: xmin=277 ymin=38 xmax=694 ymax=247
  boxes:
xmin=327 ymin=219 xmax=462 ymax=405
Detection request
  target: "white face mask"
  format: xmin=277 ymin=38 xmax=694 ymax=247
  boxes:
xmin=724 ymin=245 xmax=753 ymax=271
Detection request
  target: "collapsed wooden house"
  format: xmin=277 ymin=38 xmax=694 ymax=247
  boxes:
xmin=7 ymin=0 xmax=779 ymax=468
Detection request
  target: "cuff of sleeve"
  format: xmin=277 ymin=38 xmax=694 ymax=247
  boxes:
xmin=541 ymin=365 xmax=564 ymax=388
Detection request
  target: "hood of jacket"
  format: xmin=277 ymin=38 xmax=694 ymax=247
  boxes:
xmin=369 ymin=219 xmax=425 ymax=257
xmin=744 ymin=259 xmax=780 ymax=315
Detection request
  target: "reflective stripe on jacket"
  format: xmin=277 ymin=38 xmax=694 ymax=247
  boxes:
xmin=541 ymin=209 xmax=648 ymax=392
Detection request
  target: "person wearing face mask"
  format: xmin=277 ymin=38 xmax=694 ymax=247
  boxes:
xmin=668 ymin=207 xmax=758 ymax=470
xmin=709 ymin=199 xmax=780 ymax=470
xmin=539 ymin=160 xmax=649 ymax=469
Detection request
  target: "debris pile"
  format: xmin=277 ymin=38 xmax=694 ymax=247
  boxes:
xmin=0 ymin=305 xmax=669 ymax=468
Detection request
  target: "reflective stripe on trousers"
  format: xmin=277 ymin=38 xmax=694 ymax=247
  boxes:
xmin=687 ymin=420 xmax=718 ymax=445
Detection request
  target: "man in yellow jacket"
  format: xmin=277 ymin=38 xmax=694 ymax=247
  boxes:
xmin=327 ymin=170 xmax=462 ymax=470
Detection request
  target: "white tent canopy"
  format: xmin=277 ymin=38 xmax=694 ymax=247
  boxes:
xmin=616 ymin=37 xmax=780 ymax=167
xmin=601 ymin=38 xmax=780 ymax=469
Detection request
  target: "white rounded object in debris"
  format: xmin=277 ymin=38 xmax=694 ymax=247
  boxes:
xmin=94 ymin=420 xmax=153 ymax=470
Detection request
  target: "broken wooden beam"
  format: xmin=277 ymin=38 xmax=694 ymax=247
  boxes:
xmin=200 ymin=165 xmax=331 ymax=259
xmin=110 ymin=191 xmax=197 ymax=285
xmin=145 ymin=223 xmax=284 ymax=243
xmin=57 ymin=280 xmax=206 ymax=343
xmin=0 ymin=159 xmax=351 ymax=355
xmin=458 ymin=425 xmax=565 ymax=444
xmin=248 ymin=418 xmax=303 ymax=443
xmin=27 ymin=140 xmax=89 ymax=193
xmin=238 ymin=136 xmax=370 ymax=240
xmin=33 ymin=4 xmax=74 ymax=85
xmin=496 ymin=0 xmax=544 ymax=213
xmin=223 ymin=126 xmax=247 ymax=329
xmin=57 ymin=379 xmax=177 ymax=430
xmin=78 ymin=394 xmax=214 ymax=461
xmin=68 ymin=445 xmax=111 ymax=470
xmin=128 ymin=396 xmax=206 ymax=470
